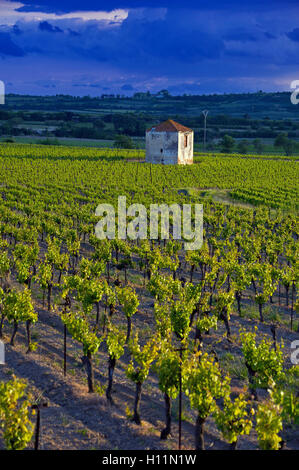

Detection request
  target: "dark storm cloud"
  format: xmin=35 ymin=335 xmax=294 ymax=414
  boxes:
xmin=224 ymin=30 xmax=260 ymax=42
xmin=13 ymin=0 xmax=299 ymax=14
xmin=67 ymin=29 xmax=80 ymax=37
xmin=121 ymin=84 xmax=134 ymax=90
xmin=39 ymin=21 xmax=64 ymax=33
xmin=82 ymin=11 xmax=225 ymax=65
xmin=3 ymin=10 xmax=224 ymax=70
xmin=12 ymin=25 xmax=23 ymax=35
xmin=2 ymin=0 xmax=299 ymax=94
xmin=0 ymin=32 xmax=25 ymax=56
xmin=286 ymin=28 xmax=299 ymax=41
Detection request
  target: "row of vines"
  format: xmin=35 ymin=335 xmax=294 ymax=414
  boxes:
xmin=0 ymin=147 xmax=298 ymax=450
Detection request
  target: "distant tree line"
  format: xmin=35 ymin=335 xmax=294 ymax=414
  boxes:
xmin=216 ymin=134 xmax=299 ymax=155
xmin=0 ymin=108 xmax=299 ymax=151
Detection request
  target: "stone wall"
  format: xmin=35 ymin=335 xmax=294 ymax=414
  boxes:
xmin=178 ymin=131 xmax=194 ymax=165
xmin=146 ymin=131 xmax=179 ymax=164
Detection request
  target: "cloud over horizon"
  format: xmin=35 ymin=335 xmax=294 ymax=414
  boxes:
xmin=0 ymin=0 xmax=298 ymax=95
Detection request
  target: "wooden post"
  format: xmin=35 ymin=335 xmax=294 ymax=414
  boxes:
xmin=32 ymin=402 xmax=48 ymax=450
xmin=174 ymin=345 xmax=187 ymax=450
xmin=64 ymin=323 xmax=67 ymax=377
xmin=291 ymin=281 xmax=295 ymax=331
xmin=179 ymin=346 xmax=182 ymax=450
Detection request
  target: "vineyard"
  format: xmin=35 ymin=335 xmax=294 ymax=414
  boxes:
xmin=0 ymin=143 xmax=298 ymax=162
xmin=0 ymin=143 xmax=298 ymax=450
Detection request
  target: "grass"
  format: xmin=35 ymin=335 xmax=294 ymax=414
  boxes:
xmin=31 ymin=330 xmax=40 ymax=341
xmin=125 ymin=405 xmax=134 ymax=420
xmin=219 ymin=352 xmax=248 ymax=380
xmin=61 ymin=414 xmax=70 ymax=426
xmin=137 ymin=325 xmax=153 ymax=340
xmin=94 ymin=383 xmax=105 ymax=397
xmin=241 ymin=304 xmax=288 ymax=324
xmin=171 ymin=396 xmax=193 ymax=423
xmin=243 ymin=305 xmax=260 ymax=321
xmin=0 ymin=136 xmax=116 ymax=148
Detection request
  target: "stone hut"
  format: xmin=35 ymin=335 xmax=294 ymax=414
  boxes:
xmin=146 ymin=119 xmax=193 ymax=165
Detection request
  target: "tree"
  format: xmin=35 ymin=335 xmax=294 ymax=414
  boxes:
xmin=36 ymin=262 xmax=54 ymax=311
xmin=170 ymin=292 xmax=194 ymax=342
xmin=215 ymin=290 xmax=235 ymax=338
xmin=113 ymin=134 xmax=135 ymax=149
xmin=231 ymin=264 xmax=251 ymax=316
xmin=240 ymin=328 xmax=284 ymax=400
xmin=282 ymin=139 xmax=295 ymax=156
xmin=220 ymin=135 xmax=235 ymax=153
xmin=280 ymin=266 xmax=295 ymax=307
xmin=66 ymin=232 xmax=81 ymax=273
xmin=156 ymin=89 xmax=170 ymax=98
xmin=116 ymin=286 xmax=139 ymax=343
xmin=256 ymin=391 xmax=283 ymax=450
xmin=126 ymin=333 xmax=160 ymax=424
xmin=105 ymin=325 xmax=126 ymax=405
xmin=214 ymin=392 xmax=254 ymax=449
xmin=274 ymin=132 xmax=288 ymax=149
xmin=103 ymin=282 xmax=117 ymax=323
xmin=61 ymin=310 xmax=103 ymax=393
xmin=45 ymin=236 xmax=69 ymax=285
xmin=185 ymin=250 xmax=200 ymax=283
xmin=63 ymin=273 xmax=104 ymax=325
xmin=14 ymin=242 xmax=39 ymax=289
xmin=195 ymin=307 xmax=218 ymax=351
xmin=251 ymin=263 xmax=278 ymax=322
xmin=2 ymin=288 xmax=37 ymax=351
xmin=274 ymin=133 xmax=295 ymax=156
xmin=253 ymin=138 xmax=264 ymax=154
xmin=155 ymin=344 xmax=181 ymax=439
xmin=0 ymin=247 xmax=10 ymax=289
xmin=272 ymin=368 xmax=299 ymax=427
xmin=184 ymin=352 xmax=230 ymax=450
xmin=237 ymin=140 xmax=249 ymax=154
xmin=148 ymin=273 xmax=181 ymax=303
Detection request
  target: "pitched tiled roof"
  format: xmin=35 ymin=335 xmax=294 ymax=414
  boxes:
xmin=146 ymin=119 xmax=192 ymax=133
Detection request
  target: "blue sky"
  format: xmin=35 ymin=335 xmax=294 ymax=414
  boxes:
xmin=0 ymin=0 xmax=298 ymax=95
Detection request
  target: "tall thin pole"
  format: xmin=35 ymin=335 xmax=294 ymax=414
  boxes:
xmin=32 ymin=402 xmax=48 ymax=450
xmin=34 ymin=408 xmax=40 ymax=451
xmin=202 ymin=110 xmax=209 ymax=152
xmin=174 ymin=345 xmax=186 ymax=450
xmin=179 ymin=346 xmax=182 ymax=450
xmin=291 ymin=281 xmax=295 ymax=331
xmin=64 ymin=323 xmax=67 ymax=377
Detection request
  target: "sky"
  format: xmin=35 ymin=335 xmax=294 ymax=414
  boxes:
xmin=0 ymin=0 xmax=298 ymax=96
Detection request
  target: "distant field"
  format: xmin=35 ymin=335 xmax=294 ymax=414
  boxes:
xmin=1 ymin=135 xmax=116 ymax=148
xmin=1 ymin=136 xmax=299 ymax=157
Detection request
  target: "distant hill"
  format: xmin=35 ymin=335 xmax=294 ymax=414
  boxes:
xmin=3 ymin=91 xmax=299 ymax=120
